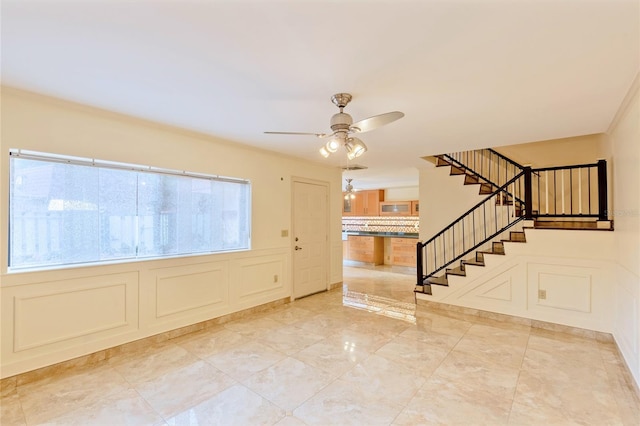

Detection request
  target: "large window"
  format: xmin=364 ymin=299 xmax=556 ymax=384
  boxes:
xmin=9 ymin=150 xmax=251 ymax=270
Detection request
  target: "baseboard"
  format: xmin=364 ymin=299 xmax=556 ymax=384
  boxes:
xmin=416 ymin=298 xmax=612 ymax=340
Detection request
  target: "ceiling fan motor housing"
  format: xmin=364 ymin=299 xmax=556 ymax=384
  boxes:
xmin=330 ymin=112 xmax=353 ymax=133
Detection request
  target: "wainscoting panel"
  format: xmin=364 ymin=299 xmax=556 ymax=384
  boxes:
xmin=15 ymin=283 xmax=127 ymax=352
xmin=442 ymin=262 xmax=526 ymax=316
xmin=232 ymin=253 xmax=289 ymax=308
xmin=1 ymin=271 xmax=139 ymax=376
xmin=535 ymin=271 xmax=591 ymax=313
xmin=614 ymin=263 xmax=640 ymax=386
xmin=153 ymin=262 xmax=229 ymax=318
xmin=526 ymin=262 xmax=610 ymax=331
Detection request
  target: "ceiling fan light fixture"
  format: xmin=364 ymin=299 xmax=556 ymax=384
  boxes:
xmin=347 ymin=137 xmax=367 ymax=159
xmin=319 ymin=146 xmax=331 ymax=158
xmin=325 ymin=138 xmax=340 ymax=153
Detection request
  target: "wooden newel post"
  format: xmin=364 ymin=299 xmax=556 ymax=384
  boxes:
xmin=523 ymin=166 xmax=533 ymax=220
xmin=416 ymin=241 xmax=423 ymax=287
xmin=597 ymin=159 xmax=608 ymax=221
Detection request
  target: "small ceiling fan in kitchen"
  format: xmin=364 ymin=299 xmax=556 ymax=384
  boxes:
xmin=264 ymin=93 xmax=404 ymax=159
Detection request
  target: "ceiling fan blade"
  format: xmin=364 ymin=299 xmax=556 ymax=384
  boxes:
xmin=264 ymin=131 xmax=327 ymax=137
xmin=350 ymin=111 xmax=404 ymax=134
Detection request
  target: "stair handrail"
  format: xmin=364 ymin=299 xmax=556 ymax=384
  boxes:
xmin=417 ymin=171 xmax=526 ymax=284
xmin=440 ymin=148 xmax=524 ymax=191
xmin=419 ymin=171 xmax=525 ymax=249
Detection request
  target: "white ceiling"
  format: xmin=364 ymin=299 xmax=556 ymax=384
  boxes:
xmin=2 ymin=0 xmax=638 ymax=190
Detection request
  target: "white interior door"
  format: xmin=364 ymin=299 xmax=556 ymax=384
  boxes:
xmin=293 ymin=181 xmax=328 ymax=299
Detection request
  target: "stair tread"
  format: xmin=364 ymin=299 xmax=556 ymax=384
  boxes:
xmin=425 ymin=275 xmax=449 ymax=286
xmin=462 ymin=259 xmax=484 ymax=267
xmin=446 ymin=266 xmax=466 ymax=276
xmin=479 ymin=249 xmax=505 ymax=255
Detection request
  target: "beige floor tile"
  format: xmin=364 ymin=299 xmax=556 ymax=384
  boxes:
xmin=293 ymin=313 xmax=358 ymax=337
xmin=432 ymin=351 xmax=520 ymax=401
xmin=262 ymin=305 xmax=318 ymax=325
xmin=134 ymin=360 xmax=236 ymax=418
xmin=222 ymin=316 xmax=285 ymax=338
xmin=274 ymin=415 xmax=308 ymax=425
xmin=243 ymin=356 xmax=335 ymax=411
xmin=206 ymin=340 xmax=286 ymax=381
xmin=412 ymin=311 xmax=474 ymax=338
xmin=172 ymin=327 xmax=248 ymax=359
xmin=394 ymin=376 xmax=512 ymax=425
xmin=293 ymin=378 xmax=403 ymax=425
xmin=341 ymin=354 xmax=426 ymax=406
xmin=346 ymin=311 xmax=413 ymax=336
xmin=165 ymin=384 xmax=285 ymax=425
xmin=325 ymin=327 xmax=395 ymax=353
xmin=293 ymin=337 xmax=372 ymax=379
xmin=0 ymin=394 xmax=26 ymax=426
xmin=109 ymin=343 xmax=201 ymax=386
xmin=525 ymin=331 xmax=603 ymax=370
xmin=40 ymin=388 xmax=164 ymax=426
xmin=451 ymin=324 xmax=529 ymax=369
xmin=17 ymin=364 xmax=131 ymax=425
xmin=256 ymin=324 xmax=325 ymax=355
xmin=598 ymin=342 xmax=640 ymax=425
xmin=375 ymin=335 xmax=450 ymax=378
xmin=510 ymin=370 xmax=623 ymax=425
xmin=399 ymin=325 xmax=463 ymax=349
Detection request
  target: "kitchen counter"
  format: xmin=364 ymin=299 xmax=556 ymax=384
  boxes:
xmin=343 ymin=231 xmax=418 ymax=239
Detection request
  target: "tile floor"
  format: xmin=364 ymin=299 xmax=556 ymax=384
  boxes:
xmin=1 ymin=265 xmax=639 ymax=425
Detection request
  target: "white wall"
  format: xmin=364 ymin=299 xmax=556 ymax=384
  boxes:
xmin=0 ymin=87 xmax=343 ymax=378
xmin=419 ymin=163 xmax=487 ymax=242
xmin=494 ymin=133 xmax=605 ymax=168
xmin=606 ymin=73 xmax=640 ymax=387
xmin=384 ymin=186 xmax=419 ymax=201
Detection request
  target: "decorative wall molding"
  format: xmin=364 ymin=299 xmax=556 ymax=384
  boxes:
xmin=1 ymin=249 xmax=290 ymax=378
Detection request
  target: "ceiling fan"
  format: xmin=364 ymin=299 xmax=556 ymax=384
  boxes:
xmin=264 ymin=93 xmax=404 ymax=160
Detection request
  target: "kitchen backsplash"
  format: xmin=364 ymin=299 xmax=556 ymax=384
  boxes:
xmin=342 ymin=216 xmax=419 ymax=233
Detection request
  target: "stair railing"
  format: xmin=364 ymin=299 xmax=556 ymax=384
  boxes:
xmin=417 ymin=171 xmax=526 ymax=284
xmin=442 ymin=148 xmax=524 ymax=192
xmin=417 ymin=159 xmax=609 ymax=289
xmin=528 ymin=160 xmax=608 ymax=220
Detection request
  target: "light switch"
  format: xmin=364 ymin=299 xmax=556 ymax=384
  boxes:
xmin=281 ymin=230 xmax=289 ymax=237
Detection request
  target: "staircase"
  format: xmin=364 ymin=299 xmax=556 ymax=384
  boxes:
xmin=416 ymin=149 xmax=611 ymax=297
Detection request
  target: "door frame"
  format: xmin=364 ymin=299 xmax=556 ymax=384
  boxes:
xmin=291 ymin=176 xmax=330 ymax=300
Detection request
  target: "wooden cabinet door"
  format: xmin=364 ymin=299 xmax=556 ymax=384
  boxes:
xmin=363 ymin=190 xmax=384 ymax=216
xmin=352 ymin=192 xmax=365 ymax=215
xmin=342 ymin=189 xmax=384 ymax=216
xmin=411 ymin=200 xmax=419 ymax=216
xmin=391 ymin=238 xmax=418 ymax=266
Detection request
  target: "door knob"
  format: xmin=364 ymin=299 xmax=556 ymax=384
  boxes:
xmin=295 ymin=246 xmax=302 ymax=250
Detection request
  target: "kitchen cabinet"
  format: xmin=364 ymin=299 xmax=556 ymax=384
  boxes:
xmin=379 ymin=201 xmax=412 ymax=216
xmin=343 ymin=190 xmax=384 ymax=216
xmin=346 ymin=235 xmax=384 ymax=264
xmin=390 ymin=237 xmax=418 ymax=267
xmin=411 ymin=200 xmax=419 ymax=216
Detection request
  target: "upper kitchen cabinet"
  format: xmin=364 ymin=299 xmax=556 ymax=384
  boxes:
xmin=379 ymin=200 xmax=412 ymax=216
xmin=343 ymin=190 xmax=384 ymax=216
xmin=411 ymin=200 xmax=419 ymax=216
